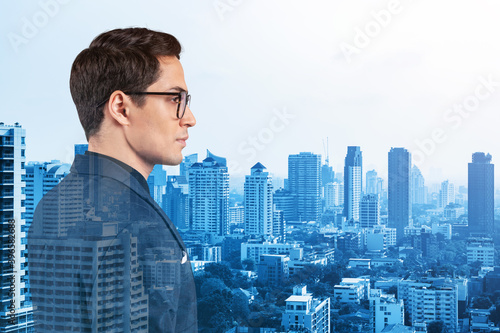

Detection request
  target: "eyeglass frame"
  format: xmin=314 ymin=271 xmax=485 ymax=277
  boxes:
xmin=95 ymin=91 xmax=191 ymax=119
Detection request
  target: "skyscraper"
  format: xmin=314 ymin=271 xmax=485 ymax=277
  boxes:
xmin=324 ymin=182 xmax=344 ymax=209
xmin=366 ymin=170 xmax=378 ymax=195
xmin=147 ymin=165 xmax=167 ymax=208
xmin=0 ymin=123 xmax=33 ymax=331
xmin=288 ymin=152 xmax=321 ymax=222
xmin=189 ymin=156 xmax=229 ymax=236
xmin=388 ymin=147 xmax=411 ymax=243
xmin=411 ymin=165 xmax=426 ymax=204
xmin=439 ymin=180 xmax=455 ymax=209
xmin=344 ymin=146 xmax=362 ymax=221
xmin=29 ymin=222 xmax=149 ymax=332
xmin=244 ymin=163 xmax=273 ymax=237
xmin=164 ymin=175 xmax=189 ymax=230
xmin=273 ymin=188 xmax=298 ymax=223
xmin=179 ymin=153 xmax=197 ymax=178
xmin=321 ymin=163 xmax=334 ymax=188
xmin=24 ymin=161 xmax=70 ymax=225
xmin=360 ymin=194 xmax=380 ymax=228
xmin=468 ymin=152 xmax=494 ymax=237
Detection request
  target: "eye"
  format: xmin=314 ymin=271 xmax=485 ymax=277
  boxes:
xmin=171 ymin=95 xmax=181 ymax=103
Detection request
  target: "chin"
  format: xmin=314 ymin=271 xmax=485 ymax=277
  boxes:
xmin=161 ymin=154 xmax=183 ymax=166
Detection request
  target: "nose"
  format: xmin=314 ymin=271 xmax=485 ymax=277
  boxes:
xmin=181 ymin=105 xmax=196 ymax=128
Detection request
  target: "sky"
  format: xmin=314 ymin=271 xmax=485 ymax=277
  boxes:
xmin=2 ymin=0 xmax=500 ymax=188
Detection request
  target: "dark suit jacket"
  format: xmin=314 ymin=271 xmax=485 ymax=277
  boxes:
xmin=28 ymin=152 xmax=197 ymax=332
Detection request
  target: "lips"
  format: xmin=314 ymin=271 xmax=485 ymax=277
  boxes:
xmin=177 ymin=136 xmax=188 ymax=146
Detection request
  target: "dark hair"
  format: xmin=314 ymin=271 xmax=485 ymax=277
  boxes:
xmin=69 ymin=28 xmax=182 ymax=140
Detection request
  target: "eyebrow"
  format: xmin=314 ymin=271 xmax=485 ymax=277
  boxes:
xmin=167 ymin=86 xmax=187 ymax=93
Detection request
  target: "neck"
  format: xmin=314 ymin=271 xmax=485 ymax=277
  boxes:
xmin=87 ymin=137 xmax=153 ymax=180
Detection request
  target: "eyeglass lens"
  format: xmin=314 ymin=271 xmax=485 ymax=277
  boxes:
xmin=178 ymin=91 xmax=191 ymax=119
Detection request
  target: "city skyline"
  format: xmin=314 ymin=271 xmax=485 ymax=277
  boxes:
xmin=5 ymin=125 xmax=499 ymax=192
xmin=2 ymin=1 xmax=500 ymax=186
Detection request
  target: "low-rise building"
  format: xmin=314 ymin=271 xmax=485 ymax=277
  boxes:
xmin=257 ymin=254 xmax=289 ymax=286
xmin=334 ymin=277 xmax=370 ymax=304
xmin=467 ymin=238 xmax=495 ymax=267
xmin=370 ymin=289 xmax=404 ymax=333
xmin=241 ymin=241 xmax=300 ymax=262
xmin=281 ymin=285 xmax=330 ymax=333
xmin=407 ymin=283 xmax=458 ymax=332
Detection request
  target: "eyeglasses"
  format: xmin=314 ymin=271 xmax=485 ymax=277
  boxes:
xmin=95 ymin=91 xmax=191 ymax=119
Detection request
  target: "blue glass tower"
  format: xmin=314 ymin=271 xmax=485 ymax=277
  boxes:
xmin=288 ymin=152 xmax=321 ymax=222
xmin=388 ymin=147 xmax=411 ymax=243
xmin=468 ymin=152 xmax=494 ymax=237
xmin=344 ymin=146 xmax=362 ymax=221
xmin=0 ymin=123 xmax=34 ymax=332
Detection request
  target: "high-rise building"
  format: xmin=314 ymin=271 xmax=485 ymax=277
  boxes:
xmin=273 ymin=207 xmax=286 ymax=242
xmin=411 ymin=165 xmax=426 ymax=204
xmin=360 ymin=194 xmax=380 ymax=228
xmin=74 ymin=143 xmax=88 ymax=156
xmin=324 ymin=182 xmax=344 ymax=209
xmin=24 ymin=161 xmax=70 ymax=225
xmin=147 ymin=165 xmax=167 ymax=208
xmin=439 ymin=180 xmax=455 ymax=209
xmin=288 ymin=152 xmax=321 ymax=222
xmin=273 ymin=189 xmax=298 ymax=223
xmin=29 ymin=222 xmax=149 ymax=332
xmin=189 ymin=156 xmax=229 ymax=236
xmin=179 ymin=153 xmax=197 ymax=178
xmin=0 ymin=123 xmax=33 ymax=331
xmin=244 ymin=163 xmax=273 ymax=237
xmin=376 ymin=177 xmax=384 ymax=198
xmin=468 ymin=152 xmax=494 ymax=237
xmin=206 ymin=149 xmax=227 ymax=167
xmin=388 ymin=148 xmax=411 ymax=243
xmin=321 ymin=164 xmax=334 ymax=188
xmin=164 ymin=175 xmax=189 ymax=230
xmin=281 ymin=285 xmax=330 ymax=333
xmin=229 ymin=204 xmax=244 ymax=225
xmin=344 ymin=146 xmax=362 ymax=221
xmin=366 ymin=170 xmax=378 ymax=195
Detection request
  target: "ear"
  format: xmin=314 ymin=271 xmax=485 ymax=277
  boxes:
xmin=106 ymin=90 xmax=130 ymax=126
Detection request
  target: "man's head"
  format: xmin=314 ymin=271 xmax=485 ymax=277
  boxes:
xmin=70 ymin=28 xmax=195 ymax=168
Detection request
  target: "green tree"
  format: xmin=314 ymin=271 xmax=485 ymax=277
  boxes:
xmin=242 ymin=258 xmax=256 ymax=271
xmin=205 ymin=263 xmax=234 ymax=287
xmin=198 ymin=289 xmax=234 ymax=329
xmin=231 ymin=290 xmax=250 ymax=325
xmin=227 ymin=250 xmax=243 ymax=269
xmin=200 ymin=277 xmax=229 ymax=297
xmin=472 ymin=296 xmax=493 ymax=309
xmin=427 ymin=320 xmax=447 ymax=333
xmin=308 ymin=282 xmax=332 ymax=298
xmin=387 ymin=285 xmax=398 ymax=298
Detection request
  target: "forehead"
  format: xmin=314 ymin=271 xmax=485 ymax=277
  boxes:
xmin=150 ymin=55 xmax=187 ymax=91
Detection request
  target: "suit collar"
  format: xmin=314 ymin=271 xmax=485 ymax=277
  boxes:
xmin=71 ymin=152 xmax=150 ymax=194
